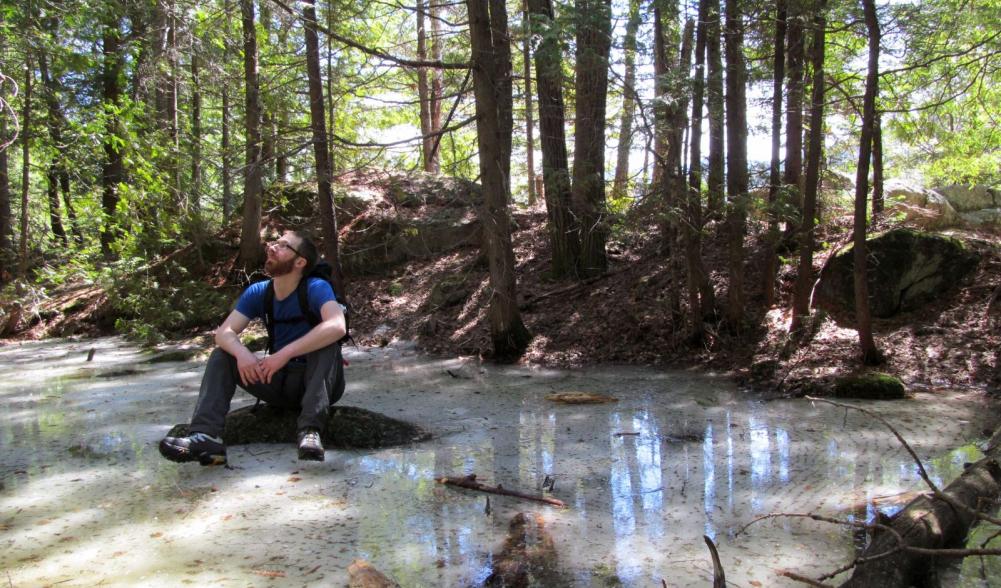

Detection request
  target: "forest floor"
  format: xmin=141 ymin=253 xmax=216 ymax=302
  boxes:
xmin=4 ymin=171 xmax=1000 ymax=398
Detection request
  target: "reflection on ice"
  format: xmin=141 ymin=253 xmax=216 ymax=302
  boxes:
xmin=1 ymin=337 xmax=999 ymax=586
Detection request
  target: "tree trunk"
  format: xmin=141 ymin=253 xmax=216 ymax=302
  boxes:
xmin=19 ymin=57 xmax=33 ymax=277
xmin=527 ymin=0 xmax=579 ymax=278
xmin=467 ymin=0 xmax=532 ymax=358
xmin=190 ymin=52 xmax=202 ymax=215
xmin=872 ymin=110 xmax=884 ymax=214
xmin=38 ymin=49 xmax=80 ymax=246
xmin=789 ymin=0 xmax=826 ymax=335
xmin=723 ymin=0 xmax=748 ymax=328
xmin=429 ymin=0 xmax=444 ymax=171
xmin=522 ymin=0 xmax=537 ymax=206
xmin=783 ymin=0 xmax=805 ymax=235
xmin=0 ymin=111 xmax=11 ymax=282
xmin=238 ymin=0 xmax=264 ymax=270
xmin=571 ymin=0 xmax=612 ymax=278
xmin=706 ymin=0 xmax=724 ymax=217
xmin=221 ymin=0 xmax=233 ymax=223
xmin=841 ymin=455 xmax=1001 ymax=587
xmin=764 ymin=0 xmax=786 ymax=307
xmin=416 ymin=0 xmax=435 ymax=173
xmin=611 ymin=0 xmax=641 ymax=202
xmin=685 ymin=0 xmax=717 ymax=334
xmin=852 ymin=0 xmax=882 ymax=365
xmin=304 ymin=0 xmax=346 ymax=300
xmin=45 ymin=168 xmax=67 ymax=245
xmin=101 ymin=19 xmax=125 ymax=258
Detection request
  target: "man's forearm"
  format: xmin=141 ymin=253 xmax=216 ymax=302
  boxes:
xmin=215 ymin=329 xmax=252 ymax=359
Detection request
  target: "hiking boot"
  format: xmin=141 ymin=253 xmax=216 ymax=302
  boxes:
xmin=297 ymin=428 xmax=324 ymax=462
xmin=159 ymin=432 xmax=227 ymax=466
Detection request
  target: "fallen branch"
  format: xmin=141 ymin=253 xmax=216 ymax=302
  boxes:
xmin=437 ymin=474 xmax=566 ymax=508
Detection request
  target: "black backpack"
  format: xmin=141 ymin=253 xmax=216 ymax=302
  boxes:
xmin=261 ymin=260 xmax=350 ymax=405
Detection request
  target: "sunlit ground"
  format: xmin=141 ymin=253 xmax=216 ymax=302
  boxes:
xmin=1 ymin=337 xmax=998 ymax=586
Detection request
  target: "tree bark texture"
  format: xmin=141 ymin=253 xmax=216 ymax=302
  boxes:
xmin=468 ymin=0 xmax=532 ymax=358
xmin=190 ymin=51 xmax=202 ymax=214
xmin=763 ymin=0 xmax=786 ymax=307
xmin=706 ymin=0 xmax=724 ymax=216
xmin=521 ymin=0 xmax=537 ymax=206
xmin=101 ymin=19 xmax=125 ymax=258
xmin=0 ymin=111 xmax=11 ymax=281
xmin=38 ymin=52 xmax=78 ymax=245
xmin=527 ymin=0 xmax=579 ymax=278
xmin=571 ymin=0 xmax=612 ymax=278
xmin=852 ymin=0 xmax=881 ymax=365
xmin=238 ymin=0 xmax=264 ymax=270
xmin=430 ymin=0 xmax=444 ymax=168
xmin=783 ymin=0 xmax=805 ymax=232
xmin=304 ymin=0 xmax=347 ymax=299
xmin=789 ymin=1 xmax=826 ymax=335
xmin=685 ymin=0 xmax=716 ymax=333
xmin=221 ymin=0 xmax=233 ymax=223
xmin=611 ymin=0 xmax=641 ymax=202
xmin=416 ymin=0 xmax=437 ymax=173
xmin=723 ymin=0 xmax=748 ymax=327
xmin=19 ymin=57 xmax=32 ymax=277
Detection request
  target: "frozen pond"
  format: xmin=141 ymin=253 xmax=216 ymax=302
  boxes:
xmin=1 ymin=336 xmax=999 ymax=586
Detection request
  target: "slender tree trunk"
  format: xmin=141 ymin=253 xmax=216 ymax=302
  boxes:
xmin=611 ymin=0 xmax=641 ymax=202
xmin=0 ymin=112 xmax=11 ymax=281
xmin=429 ymin=0 xmax=444 ymax=170
xmin=190 ymin=52 xmax=202 ymax=214
xmin=853 ymin=0 xmax=883 ymax=365
xmin=304 ymin=0 xmax=346 ymax=299
xmin=238 ymin=0 xmax=264 ymax=270
xmin=527 ymin=0 xmax=579 ymax=278
xmin=416 ymin=0 xmax=435 ymax=172
xmin=522 ymin=0 xmax=537 ymax=205
xmin=764 ymin=0 xmax=786 ymax=307
xmin=723 ymin=0 xmax=748 ymax=328
xmin=19 ymin=57 xmax=33 ymax=277
xmin=783 ymin=0 xmax=805 ymax=235
xmin=101 ymin=19 xmax=125 ymax=258
xmin=37 ymin=53 xmax=66 ymax=245
xmin=685 ymin=0 xmax=716 ymax=334
xmin=789 ymin=0 xmax=826 ymax=335
xmin=872 ymin=110 xmax=884 ymax=214
xmin=706 ymin=0 xmax=724 ymax=217
xmin=468 ymin=0 xmax=532 ymax=358
xmin=572 ymin=0 xmax=612 ymax=278
xmin=221 ymin=0 xmax=233 ymax=223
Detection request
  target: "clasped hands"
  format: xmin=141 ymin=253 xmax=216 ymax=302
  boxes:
xmin=237 ymin=350 xmax=290 ymax=386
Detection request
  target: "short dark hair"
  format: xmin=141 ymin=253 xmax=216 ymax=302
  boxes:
xmin=290 ymin=230 xmax=319 ymax=272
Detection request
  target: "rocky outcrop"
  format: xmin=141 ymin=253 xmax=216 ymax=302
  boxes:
xmin=886 ymin=180 xmax=958 ymax=230
xmin=814 ymin=228 xmax=979 ymax=319
xmin=166 ymin=404 xmax=431 ymax=449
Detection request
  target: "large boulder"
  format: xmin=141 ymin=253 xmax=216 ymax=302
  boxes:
xmin=166 ymin=404 xmax=431 ymax=449
xmin=935 ymin=184 xmax=1001 ymax=212
xmin=886 ymin=180 xmax=959 ymax=230
xmin=814 ymin=229 xmax=980 ymax=319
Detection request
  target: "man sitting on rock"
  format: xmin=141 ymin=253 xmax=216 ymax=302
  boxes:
xmin=159 ymin=230 xmax=346 ymax=465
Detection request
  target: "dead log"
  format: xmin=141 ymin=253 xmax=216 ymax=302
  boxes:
xmin=437 ymin=474 xmax=566 ymax=508
xmin=840 ymin=457 xmax=1001 ymax=587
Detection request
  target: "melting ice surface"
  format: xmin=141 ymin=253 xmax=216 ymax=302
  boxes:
xmin=1 ymin=337 xmax=999 ymax=587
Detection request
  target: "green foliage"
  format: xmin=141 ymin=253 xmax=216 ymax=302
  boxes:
xmin=102 ymin=258 xmax=232 ymax=346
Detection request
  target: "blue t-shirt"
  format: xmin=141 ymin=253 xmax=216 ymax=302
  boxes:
xmin=235 ymin=278 xmax=337 ymax=353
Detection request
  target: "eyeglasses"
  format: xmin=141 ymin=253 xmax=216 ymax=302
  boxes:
xmin=270 ymin=239 xmax=302 ymax=258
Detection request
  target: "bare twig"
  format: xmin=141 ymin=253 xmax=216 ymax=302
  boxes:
xmin=438 ymin=473 xmax=566 ymax=508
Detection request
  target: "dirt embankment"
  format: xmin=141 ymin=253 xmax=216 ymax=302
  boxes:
xmin=4 ymin=170 xmax=1000 ymax=397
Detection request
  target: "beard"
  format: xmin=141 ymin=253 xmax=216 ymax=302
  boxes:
xmin=265 ymin=255 xmax=297 ymax=277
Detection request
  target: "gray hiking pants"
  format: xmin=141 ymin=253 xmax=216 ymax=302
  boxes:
xmin=188 ymin=344 xmax=342 ymax=438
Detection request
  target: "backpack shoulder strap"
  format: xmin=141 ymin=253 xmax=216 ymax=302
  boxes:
xmin=263 ymin=279 xmax=276 ymax=353
xmin=298 ymin=276 xmax=321 ymax=327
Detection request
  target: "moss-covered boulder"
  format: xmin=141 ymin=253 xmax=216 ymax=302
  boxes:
xmin=814 ymin=229 xmax=979 ymax=320
xmin=166 ymin=405 xmax=431 ymax=449
xmin=832 ymin=372 xmax=907 ymax=400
